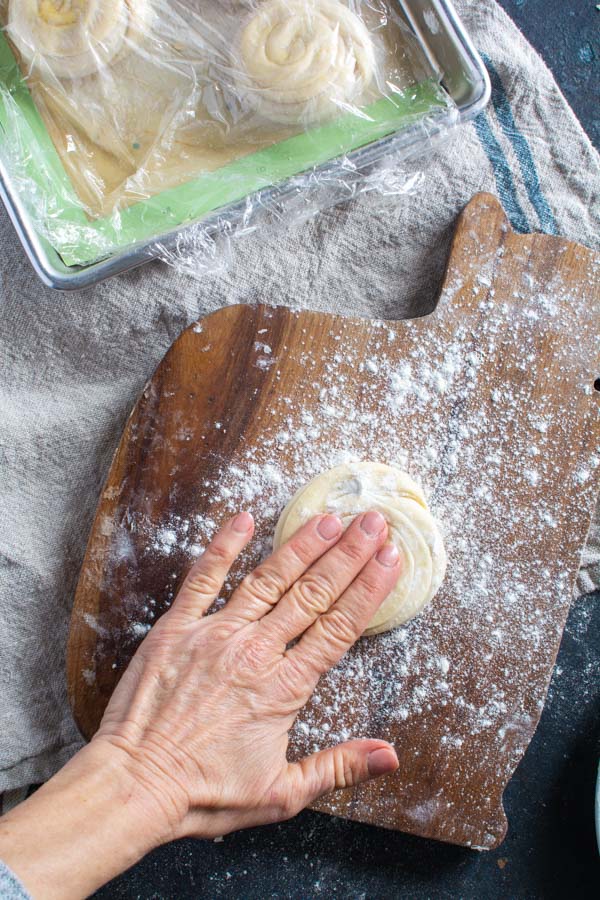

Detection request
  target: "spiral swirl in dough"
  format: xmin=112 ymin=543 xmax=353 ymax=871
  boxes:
xmin=7 ymin=0 xmax=152 ymax=80
xmin=235 ymin=0 xmax=376 ymax=125
xmin=273 ymin=462 xmax=446 ymax=636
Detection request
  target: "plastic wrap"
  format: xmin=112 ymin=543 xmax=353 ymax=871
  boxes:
xmin=0 ymin=0 xmax=458 ymax=272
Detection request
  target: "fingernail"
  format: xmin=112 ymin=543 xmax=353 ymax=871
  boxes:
xmin=360 ymin=510 xmax=385 ymax=536
xmin=376 ymin=543 xmax=399 ymax=567
xmin=317 ymin=515 xmax=342 ymax=540
xmin=368 ymin=747 xmax=399 ymax=777
xmin=232 ymin=511 xmax=254 ymax=533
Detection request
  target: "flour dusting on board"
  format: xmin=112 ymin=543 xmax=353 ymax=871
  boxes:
xmin=88 ymin=240 xmax=599 ymax=849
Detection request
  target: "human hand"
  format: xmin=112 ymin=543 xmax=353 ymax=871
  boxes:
xmin=0 ymin=509 xmax=401 ymax=900
xmin=95 ymin=509 xmax=402 ymax=842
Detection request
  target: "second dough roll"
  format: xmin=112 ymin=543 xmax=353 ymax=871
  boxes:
xmin=235 ymin=0 xmax=376 ymax=125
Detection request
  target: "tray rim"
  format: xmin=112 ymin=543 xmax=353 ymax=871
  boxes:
xmin=0 ymin=0 xmax=490 ymax=290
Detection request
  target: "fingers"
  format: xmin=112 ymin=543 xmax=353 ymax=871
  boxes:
xmin=287 ymin=739 xmax=399 ymax=811
xmin=170 ymin=512 xmax=255 ymax=620
xmin=286 ymin=543 xmax=401 ymax=676
xmin=224 ymin=514 xmax=343 ymax=623
xmin=263 ymin=511 xmax=389 ymax=644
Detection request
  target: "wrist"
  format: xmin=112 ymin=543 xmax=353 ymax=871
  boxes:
xmin=82 ymin=737 xmax=183 ymax=850
xmin=0 ymin=741 xmax=171 ymax=900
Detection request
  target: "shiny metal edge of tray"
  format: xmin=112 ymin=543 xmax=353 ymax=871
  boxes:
xmin=0 ymin=0 xmax=490 ymax=291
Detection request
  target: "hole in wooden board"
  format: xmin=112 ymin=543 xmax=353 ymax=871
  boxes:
xmin=594 ymin=378 xmax=600 ymax=392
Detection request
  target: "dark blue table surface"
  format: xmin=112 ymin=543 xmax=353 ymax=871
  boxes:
xmin=500 ymin=0 xmax=599 ymax=150
xmin=95 ymin=4 xmax=600 ymax=898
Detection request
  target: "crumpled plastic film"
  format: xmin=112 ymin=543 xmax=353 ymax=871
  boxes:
xmin=0 ymin=0 xmax=458 ymax=272
xmin=154 ymin=141 xmax=440 ymax=280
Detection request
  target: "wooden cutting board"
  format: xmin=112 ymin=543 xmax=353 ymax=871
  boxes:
xmin=67 ymin=193 xmax=600 ymax=850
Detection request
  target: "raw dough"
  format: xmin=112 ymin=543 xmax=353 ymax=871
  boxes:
xmin=7 ymin=0 xmax=152 ymax=80
xmin=235 ymin=0 xmax=376 ymax=125
xmin=2 ymin=0 xmax=426 ymax=216
xmin=273 ymin=462 xmax=446 ymax=635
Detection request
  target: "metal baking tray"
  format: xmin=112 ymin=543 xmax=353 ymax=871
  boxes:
xmin=0 ymin=0 xmax=490 ymax=290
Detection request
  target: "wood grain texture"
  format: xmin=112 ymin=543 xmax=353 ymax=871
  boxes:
xmin=67 ymin=193 xmax=600 ymax=850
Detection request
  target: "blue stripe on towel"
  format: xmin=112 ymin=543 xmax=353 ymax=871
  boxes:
xmin=473 ymin=111 xmax=531 ymax=234
xmin=482 ymin=53 xmax=558 ymax=235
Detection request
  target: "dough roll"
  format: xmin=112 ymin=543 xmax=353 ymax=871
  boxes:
xmin=273 ymin=462 xmax=446 ymax=635
xmin=235 ymin=0 xmax=376 ymax=125
xmin=8 ymin=0 xmax=152 ymax=80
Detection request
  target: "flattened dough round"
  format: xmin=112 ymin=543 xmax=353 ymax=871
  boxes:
xmin=273 ymin=462 xmax=446 ymax=635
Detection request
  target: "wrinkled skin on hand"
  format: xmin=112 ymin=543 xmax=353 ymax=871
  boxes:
xmin=94 ymin=509 xmax=402 ymax=842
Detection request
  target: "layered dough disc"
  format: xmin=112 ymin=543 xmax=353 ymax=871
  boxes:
xmin=7 ymin=0 xmax=152 ymax=79
xmin=235 ymin=0 xmax=376 ymax=125
xmin=273 ymin=462 xmax=446 ymax=635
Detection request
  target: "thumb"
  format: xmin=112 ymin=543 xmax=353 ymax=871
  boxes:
xmin=288 ymin=739 xmax=399 ymax=808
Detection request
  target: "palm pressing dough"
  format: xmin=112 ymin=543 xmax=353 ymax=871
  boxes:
xmin=235 ymin=0 xmax=376 ymax=125
xmin=273 ymin=462 xmax=446 ymax=635
xmin=7 ymin=0 xmax=152 ymax=79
